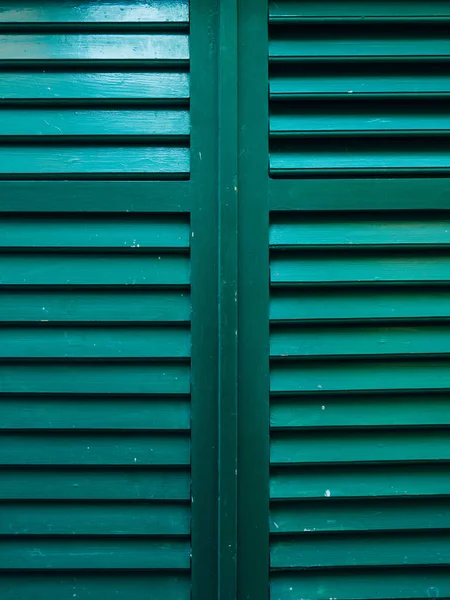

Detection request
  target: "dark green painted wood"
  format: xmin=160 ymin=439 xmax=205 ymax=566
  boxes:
xmin=0 ymin=468 xmax=190 ymax=500
xmin=271 ymin=251 xmax=450 ymax=284
xmin=271 ymin=100 xmax=450 ymax=137
xmin=268 ymin=4 xmax=450 ymax=596
xmin=271 ymin=286 xmax=450 ymax=321
xmin=271 ymin=532 xmax=450 ymax=568
xmin=0 ymin=146 xmax=189 ymax=177
xmin=0 ymin=215 xmax=190 ymax=248
xmin=0 ymin=5 xmax=197 ymax=597
xmin=270 ymin=463 xmax=450 ymax=499
xmin=218 ymin=0 xmax=238 ymax=598
xmin=271 ymin=568 xmax=450 ymax=600
xmin=269 ymin=26 xmax=450 ymax=61
xmin=270 ymin=64 xmax=450 ymax=99
xmin=0 ymin=574 xmax=191 ymax=600
xmin=0 ymin=326 xmax=190 ymax=358
xmin=237 ymin=1 xmax=270 ymax=600
xmin=0 ymin=253 xmax=190 ymax=285
xmin=269 ymin=178 xmax=450 ymax=211
xmin=0 ymin=1 xmax=189 ymax=24
xmin=271 ymin=429 xmax=450 ymax=464
xmin=271 ymin=360 xmax=450 ymax=392
xmin=271 ymin=324 xmax=450 ymax=357
xmin=0 ymin=34 xmax=189 ymax=61
xmin=2 ymin=501 xmax=190 ymax=534
xmin=3 ymin=325 xmax=189 ymax=358
xmin=1 ymin=396 xmax=190 ymax=430
xmin=270 ymin=497 xmax=450 ymax=533
xmin=271 ymin=392 xmax=450 ymax=428
xmin=271 ymin=138 xmax=450 ymax=175
xmin=0 ymin=362 xmax=190 ymax=394
xmin=270 ymin=213 xmax=450 ymax=246
xmin=0 ymin=72 xmax=190 ymax=100
xmin=1 ymin=538 xmax=190 ymax=570
xmin=0 ymin=432 xmax=190 ymax=465
xmin=189 ymin=2 xmax=219 ymax=599
xmin=0 ymin=181 xmax=191 ymax=212
xmin=269 ymin=0 xmax=450 ymax=21
xmin=0 ymin=290 xmax=191 ymax=322
xmin=0 ymin=109 xmax=190 ymax=137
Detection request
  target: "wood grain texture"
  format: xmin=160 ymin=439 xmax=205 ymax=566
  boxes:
xmin=2 ymin=501 xmax=190 ymax=534
xmin=0 ymin=467 xmax=190 ymax=500
xmin=0 ymin=574 xmax=191 ymax=600
xmin=0 ymin=71 xmax=190 ymax=100
xmin=0 ymin=1 xmax=189 ymax=24
xmin=269 ymin=211 xmax=450 ymax=595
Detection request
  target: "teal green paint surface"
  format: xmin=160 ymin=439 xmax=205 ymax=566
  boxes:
xmin=4 ymin=0 xmax=450 ymax=599
xmin=268 ymin=2 xmax=450 ymax=599
xmin=0 ymin=2 xmax=194 ymax=598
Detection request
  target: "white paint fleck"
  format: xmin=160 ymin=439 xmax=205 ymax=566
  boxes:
xmin=324 ymin=489 xmax=331 ymax=497
xmin=273 ymin=522 xmax=279 ymax=529
xmin=317 ymin=384 xmax=322 ymax=389
xmin=321 ymin=405 xmax=326 ymax=410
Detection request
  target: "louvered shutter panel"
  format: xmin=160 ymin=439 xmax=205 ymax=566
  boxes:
xmin=0 ymin=3 xmax=194 ymax=599
xmin=268 ymin=2 xmax=450 ymax=599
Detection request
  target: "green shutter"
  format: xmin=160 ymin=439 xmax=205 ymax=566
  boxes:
xmin=267 ymin=1 xmax=450 ymax=599
xmin=4 ymin=2 xmax=450 ymax=600
xmin=0 ymin=2 xmax=198 ymax=599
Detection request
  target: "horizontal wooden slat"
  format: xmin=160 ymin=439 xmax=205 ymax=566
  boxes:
xmin=271 ymin=429 xmax=450 ymax=464
xmin=270 ymin=392 xmax=450 ymax=428
xmin=269 ymin=1 xmax=450 ymax=21
xmin=270 ymin=139 xmax=450 ymax=174
xmin=270 ymin=463 xmax=450 ymax=499
xmin=0 ymin=467 xmax=190 ymax=500
xmin=0 ymin=34 xmax=189 ymax=61
xmin=271 ymin=360 xmax=450 ymax=392
xmin=0 ymin=432 xmax=190 ymax=466
xmin=270 ymin=287 xmax=450 ymax=321
xmin=270 ymin=497 xmax=450 ymax=533
xmin=271 ymin=251 xmax=450 ymax=284
xmin=270 ymin=214 xmax=450 ymax=247
xmin=0 ymin=71 xmax=190 ymax=101
xmin=0 ymin=395 xmax=190 ymax=430
xmin=0 ymin=253 xmax=190 ymax=285
xmin=0 ymin=109 xmax=189 ymax=137
xmin=269 ymin=178 xmax=450 ymax=212
xmin=0 ymin=145 xmax=189 ymax=175
xmin=0 ymin=1 xmax=189 ymax=24
xmin=271 ymin=568 xmax=450 ymax=600
xmin=269 ymin=26 xmax=450 ymax=61
xmin=0 ymin=290 xmax=191 ymax=322
xmin=0 ymin=215 xmax=190 ymax=248
xmin=271 ymin=532 xmax=450 ymax=568
xmin=0 ymin=573 xmax=190 ymax=600
xmin=271 ymin=324 xmax=450 ymax=357
xmin=270 ymin=65 xmax=450 ymax=98
xmin=0 ymin=538 xmax=190 ymax=570
xmin=0 ymin=362 xmax=190 ymax=394
xmin=270 ymin=102 xmax=450 ymax=137
xmin=2 ymin=501 xmax=190 ymax=535
xmin=0 ymin=326 xmax=190 ymax=358
xmin=0 ymin=181 xmax=191 ymax=212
